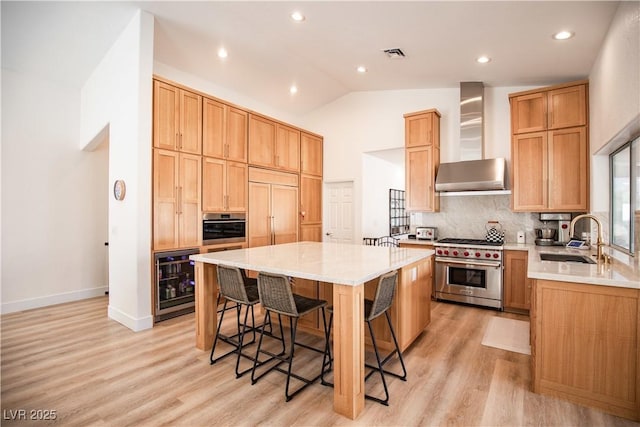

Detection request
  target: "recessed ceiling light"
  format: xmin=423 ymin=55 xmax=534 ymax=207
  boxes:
xmin=356 ymin=66 xmax=367 ymax=73
xmin=553 ymin=31 xmax=574 ymax=40
xmin=476 ymin=56 xmax=491 ymax=64
xmin=290 ymin=11 xmax=305 ymax=22
xmin=289 ymin=85 xmax=298 ymax=94
xmin=217 ymin=48 xmax=228 ymax=59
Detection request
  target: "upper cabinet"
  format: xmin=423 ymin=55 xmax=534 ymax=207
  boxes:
xmin=511 ymin=83 xmax=586 ymax=134
xmin=153 ymin=80 xmax=202 ymax=154
xmin=404 ymin=109 xmax=441 ymax=212
xmin=300 ymin=132 xmax=323 ymax=177
xmin=510 ymin=81 xmax=589 ymax=212
xmin=202 ymin=97 xmax=248 ymax=162
xmin=248 ymin=114 xmax=300 ymax=172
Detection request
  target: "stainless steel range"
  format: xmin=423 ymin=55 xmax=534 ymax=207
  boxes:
xmin=434 ymin=238 xmax=503 ymax=309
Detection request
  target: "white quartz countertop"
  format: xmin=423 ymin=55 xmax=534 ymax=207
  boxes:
xmin=190 ymin=241 xmax=434 ymax=286
xmin=398 ymin=239 xmax=435 ymax=246
xmin=525 ymin=244 xmax=640 ymax=289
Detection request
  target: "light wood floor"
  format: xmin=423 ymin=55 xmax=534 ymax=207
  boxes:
xmin=2 ymin=296 xmax=638 ymax=426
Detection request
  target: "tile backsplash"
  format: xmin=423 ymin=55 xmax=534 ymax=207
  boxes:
xmin=411 ymin=194 xmax=542 ymax=243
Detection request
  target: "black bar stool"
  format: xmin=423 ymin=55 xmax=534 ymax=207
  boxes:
xmin=321 ymin=270 xmax=407 ymax=406
xmin=251 ymin=272 xmax=331 ymax=402
xmin=210 ymin=265 xmax=283 ymax=378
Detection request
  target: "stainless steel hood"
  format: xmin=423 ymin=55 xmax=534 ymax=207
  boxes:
xmin=435 ymin=82 xmax=507 ymax=193
xmin=435 ymin=158 xmax=506 ymax=192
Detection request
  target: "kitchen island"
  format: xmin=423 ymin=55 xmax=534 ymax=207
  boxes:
xmin=190 ymin=241 xmax=434 ymax=420
xmin=523 ymin=244 xmax=640 ymax=421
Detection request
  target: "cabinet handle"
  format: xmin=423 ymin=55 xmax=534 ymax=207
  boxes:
xmin=175 ymin=133 xmax=179 ymax=148
xmin=271 ymin=216 xmax=276 ymax=245
xmin=225 ymin=144 xmax=229 ymax=158
xmin=178 ymin=187 xmax=183 ymax=214
xmin=175 ymin=186 xmax=180 ymax=214
xmin=180 ymin=133 xmax=184 ymax=149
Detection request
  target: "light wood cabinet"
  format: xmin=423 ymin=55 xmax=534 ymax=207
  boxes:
xmin=300 ymin=175 xmax=323 ymax=242
xmin=503 ymin=250 xmax=531 ymax=312
xmin=202 ymin=157 xmax=247 ymax=212
xmin=532 ymin=279 xmax=640 ymax=421
xmin=153 ymin=149 xmax=201 ymax=250
xmin=404 ymin=109 xmax=440 ymax=212
xmin=248 ymin=115 xmax=300 ymax=172
xmin=202 ymin=97 xmax=248 ymax=162
xmin=511 ymin=82 xmax=586 ymax=134
xmin=153 ymin=80 xmax=202 ymax=154
xmin=510 ymin=81 xmax=589 ymax=212
xmin=248 ymin=168 xmax=298 ymax=248
xmin=300 ymin=132 xmax=323 ymax=177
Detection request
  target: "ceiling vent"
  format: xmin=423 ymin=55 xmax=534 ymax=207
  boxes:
xmin=383 ymin=48 xmax=406 ymax=59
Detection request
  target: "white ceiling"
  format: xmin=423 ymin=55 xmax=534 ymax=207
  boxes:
xmin=2 ymin=1 xmax=620 ymax=116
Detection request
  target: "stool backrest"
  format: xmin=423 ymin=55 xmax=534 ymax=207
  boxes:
xmin=257 ymin=272 xmax=298 ymax=317
xmin=217 ymin=264 xmax=249 ymax=304
xmin=368 ymin=270 xmax=398 ymax=321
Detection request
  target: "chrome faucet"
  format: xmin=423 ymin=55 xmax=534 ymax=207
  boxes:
xmin=569 ymin=214 xmax=608 ymax=262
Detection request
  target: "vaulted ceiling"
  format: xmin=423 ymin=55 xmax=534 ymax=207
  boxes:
xmin=2 ymin=1 xmax=619 ymax=115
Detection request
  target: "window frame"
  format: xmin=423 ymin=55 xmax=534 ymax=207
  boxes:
xmin=609 ymin=136 xmax=638 ymax=255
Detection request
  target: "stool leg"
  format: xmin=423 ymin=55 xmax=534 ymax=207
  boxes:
xmin=234 ymin=304 xmax=253 ymax=378
xmin=385 ymin=311 xmax=407 ymax=380
xmin=210 ymin=299 xmax=230 ymax=365
xmin=366 ymin=319 xmax=390 ymax=406
xmin=321 ymin=311 xmax=334 ymax=386
xmin=284 ymin=317 xmax=298 ymax=402
xmin=250 ymin=311 xmax=270 ymax=385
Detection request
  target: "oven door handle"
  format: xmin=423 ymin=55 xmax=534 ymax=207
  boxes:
xmin=436 ymin=258 xmax=502 ymax=268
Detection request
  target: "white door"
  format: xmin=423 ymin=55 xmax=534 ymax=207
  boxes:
xmin=324 ymin=181 xmax=354 ymax=243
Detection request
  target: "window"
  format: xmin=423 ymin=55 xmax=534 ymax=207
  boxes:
xmin=610 ymin=136 xmax=639 ymax=254
xmin=389 ymin=189 xmax=409 ymax=236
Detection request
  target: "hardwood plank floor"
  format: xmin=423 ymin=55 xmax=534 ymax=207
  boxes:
xmin=1 ymin=296 xmax=637 ymax=426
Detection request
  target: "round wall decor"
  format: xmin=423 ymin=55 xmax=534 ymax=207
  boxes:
xmin=113 ymin=180 xmax=126 ymax=201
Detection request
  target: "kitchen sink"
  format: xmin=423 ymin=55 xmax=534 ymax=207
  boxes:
xmin=539 ymin=253 xmax=596 ymax=264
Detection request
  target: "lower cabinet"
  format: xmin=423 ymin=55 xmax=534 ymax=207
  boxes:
xmin=503 ymin=250 xmax=532 ymax=312
xmin=532 ymin=279 xmax=640 ymax=421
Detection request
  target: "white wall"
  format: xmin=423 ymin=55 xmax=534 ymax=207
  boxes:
xmin=300 ymin=85 xmax=536 ymax=241
xmin=588 ymin=1 xmax=640 ymax=217
xmin=80 ymin=10 xmax=155 ymax=331
xmin=1 ymin=69 xmax=109 ymax=312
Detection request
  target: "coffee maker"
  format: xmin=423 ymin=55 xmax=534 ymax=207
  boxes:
xmin=535 ymin=213 xmax=572 ymax=246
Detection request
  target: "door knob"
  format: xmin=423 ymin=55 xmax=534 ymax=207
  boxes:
xmin=325 ymin=232 xmax=333 ymax=236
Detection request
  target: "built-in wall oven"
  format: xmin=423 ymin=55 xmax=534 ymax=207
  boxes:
xmin=434 ymin=238 xmax=503 ymax=309
xmin=202 ymin=213 xmax=246 ymax=245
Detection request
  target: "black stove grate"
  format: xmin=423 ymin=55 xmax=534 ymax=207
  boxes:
xmin=437 ymin=238 xmax=504 ymax=246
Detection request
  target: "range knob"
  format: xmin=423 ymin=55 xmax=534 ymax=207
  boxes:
xmin=444 ymin=250 xmax=449 ymax=255
xmin=453 ymin=250 xmax=459 ymax=256
xmin=437 ymin=249 xmax=443 ymax=255
xmin=493 ymin=253 xmax=500 ymax=259
xmin=485 ymin=253 xmax=491 ymax=258
xmin=463 ymin=251 xmax=470 ymax=256
xmin=475 ymin=252 xmax=481 ymax=257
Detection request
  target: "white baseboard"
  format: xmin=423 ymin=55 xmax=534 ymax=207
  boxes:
xmin=108 ymin=305 xmax=153 ymax=332
xmin=1 ymin=287 xmax=109 ymax=314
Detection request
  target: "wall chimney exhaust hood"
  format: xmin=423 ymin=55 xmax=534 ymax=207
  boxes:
xmin=435 ymin=82 xmax=509 ymax=195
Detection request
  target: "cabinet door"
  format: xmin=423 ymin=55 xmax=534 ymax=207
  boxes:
xmin=153 ymin=81 xmax=179 ymax=151
xmin=548 ymin=85 xmax=586 ymax=130
xmin=511 ymin=132 xmax=548 ymax=212
xmin=179 ymin=153 xmax=202 ymax=248
xmin=202 ymin=157 xmax=226 ymax=212
xmin=300 ymin=132 xmax=323 ymax=176
xmin=272 ymin=184 xmax=298 ymax=245
xmin=179 ymin=89 xmax=202 ymax=154
xmin=406 ymin=146 xmax=435 ymax=211
xmin=300 ymin=224 xmax=322 ymax=242
xmin=153 ymin=149 xmax=179 ymax=250
xmin=510 ymin=92 xmax=547 ymax=134
xmin=226 ymin=161 xmax=248 ymax=212
xmin=248 ymin=182 xmax=272 ymax=248
xmin=300 ymin=174 xmax=322 ymax=225
xmin=503 ymin=250 xmax=531 ymax=311
xmin=226 ymin=107 xmax=248 ymax=162
xmin=202 ymin=98 xmax=225 ymax=158
xmin=548 ymin=127 xmax=588 ymax=211
xmin=248 ymin=115 xmax=276 ymax=168
xmin=275 ymin=124 xmax=300 ymax=172
xmin=405 ymin=112 xmax=436 ymax=147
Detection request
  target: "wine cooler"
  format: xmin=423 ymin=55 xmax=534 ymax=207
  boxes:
xmin=154 ymin=248 xmax=199 ymax=322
